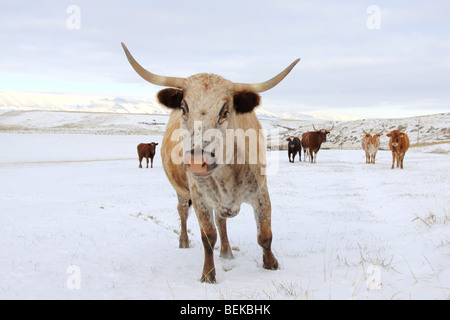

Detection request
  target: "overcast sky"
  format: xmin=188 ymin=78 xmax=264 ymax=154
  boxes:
xmin=1 ymin=0 xmax=449 ymax=119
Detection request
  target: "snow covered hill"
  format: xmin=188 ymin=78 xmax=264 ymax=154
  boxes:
xmin=1 ymin=109 xmax=449 ymax=154
xmin=270 ymin=112 xmax=450 ymax=154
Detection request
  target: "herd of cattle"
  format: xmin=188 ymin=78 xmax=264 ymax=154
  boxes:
xmin=286 ymin=125 xmax=410 ymax=169
xmin=122 ymin=42 xmax=410 ymax=283
xmin=139 ymin=125 xmax=411 ymax=170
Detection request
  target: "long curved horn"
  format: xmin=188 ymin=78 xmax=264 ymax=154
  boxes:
xmin=121 ymin=43 xmax=185 ymax=88
xmin=326 ymin=123 xmax=334 ymax=131
xmin=312 ymin=124 xmax=319 ymax=132
xmin=400 ymin=124 xmax=408 ymax=133
xmin=233 ymin=58 xmax=300 ymax=93
xmin=383 ymin=124 xmax=390 ymax=134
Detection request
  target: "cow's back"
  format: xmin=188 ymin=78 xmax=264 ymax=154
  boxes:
xmin=371 ymin=135 xmax=381 ymax=152
xmin=301 ymin=132 xmax=309 ymax=149
xmin=235 ymin=111 xmax=266 ymax=169
xmin=302 ymin=132 xmax=319 ymax=151
xmin=294 ymin=137 xmax=301 ymax=149
xmin=161 ymin=110 xmax=190 ymax=199
xmin=401 ymin=134 xmax=410 ymax=152
xmin=137 ymin=143 xmax=149 ymax=156
xmin=361 ymin=135 xmax=369 ymax=151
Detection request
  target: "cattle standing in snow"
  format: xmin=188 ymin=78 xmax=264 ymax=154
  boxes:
xmin=301 ymin=124 xmax=333 ymax=163
xmin=361 ymin=130 xmax=381 ymax=164
xmin=286 ymin=136 xmax=301 ymax=162
xmin=122 ymin=42 xmax=299 ymax=283
xmin=385 ymin=126 xmax=410 ymax=169
xmin=137 ymin=142 xmax=158 ymax=168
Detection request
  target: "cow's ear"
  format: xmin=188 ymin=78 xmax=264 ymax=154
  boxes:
xmin=233 ymin=90 xmax=261 ymax=114
xmin=157 ymin=88 xmax=183 ymax=109
xmin=386 ymin=134 xmax=392 ymax=137
xmin=155 ymin=143 xmax=159 ymax=146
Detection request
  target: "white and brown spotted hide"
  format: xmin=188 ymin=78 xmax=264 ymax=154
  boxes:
xmin=122 ymin=42 xmax=299 ymax=283
xmin=361 ymin=131 xmax=381 ymax=164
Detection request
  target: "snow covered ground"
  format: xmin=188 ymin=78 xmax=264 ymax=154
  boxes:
xmin=0 ymin=133 xmax=449 ymax=300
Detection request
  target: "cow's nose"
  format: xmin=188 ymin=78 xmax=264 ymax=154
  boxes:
xmin=183 ymin=149 xmax=216 ymax=176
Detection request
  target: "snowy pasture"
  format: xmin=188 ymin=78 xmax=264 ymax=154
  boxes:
xmin=0 ymin=133 xmax=449 ymax=299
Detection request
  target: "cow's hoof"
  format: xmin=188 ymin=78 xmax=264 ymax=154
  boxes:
xmin=220 ymin=249 xmax=234 ymax=260
xmin=179 ymin=240 xmax=189 ymax=249
xmin=263 ymin=254 xmax=278 ymax=270
xmin=200 ymin=274 xmax=216 ymax=284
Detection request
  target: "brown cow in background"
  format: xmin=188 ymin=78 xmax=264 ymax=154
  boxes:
xmin=385 ymin=127 xmax=409 ymax=169
xmin=137 ymin=142 xmax=158 ymax=168
xmin=301 ymin=124 xmax=333 ymax=163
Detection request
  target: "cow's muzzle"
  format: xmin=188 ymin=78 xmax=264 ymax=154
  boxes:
xmin=183 ymin=149 xmax=218 ymax=177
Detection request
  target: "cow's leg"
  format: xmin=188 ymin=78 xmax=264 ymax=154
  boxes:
xmin=139 ymin=156 xmax=143 ymax=168
xmin=215 ymin=214 xmax=233 ymax=259
xmin=252 ymin=186 xmax=278 ymax=271
xmin=193 ymin=200 xmax=217 ymax=283
xmin=391 ymin=151 xmax=395 ymax=169
xmin=146 ymin=157 xmax=149 ymax=168
xmin=177 ymin=194 xmax=190 ymax=248
xmin=299 ymin=150 xmax=301 ymax=161
xmin=400 ymin=152 xmax=405 ymax=169
xmin=150 ymin=156 xmax=154 ymax=168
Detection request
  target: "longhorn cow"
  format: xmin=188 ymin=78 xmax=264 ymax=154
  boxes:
xmin=301 ymin=124 xmax=333 ymax=163
xmin=361 ymin=130 xmax=381 ymax=164
xmin=122 ymin=43 xmax=299 ymax=283
xmin=385 ymin=126 xmax=409 ymax=169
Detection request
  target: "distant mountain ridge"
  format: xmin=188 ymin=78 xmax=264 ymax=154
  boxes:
xmin=0 ymin=91 xmax=318 ymax=121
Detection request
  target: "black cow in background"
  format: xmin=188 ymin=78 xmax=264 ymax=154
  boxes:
xmin=286 ymin=136 xmax=301 ymax=163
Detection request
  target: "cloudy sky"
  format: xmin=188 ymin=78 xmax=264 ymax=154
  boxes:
xmin=1 ymin=0 xmax=449 ymax=120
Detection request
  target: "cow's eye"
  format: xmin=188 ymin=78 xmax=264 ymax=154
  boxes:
xmin=218 ymin=104 xmax=229 ymax=123
xmin=180 ymin=101 xmax=189 ymax=118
